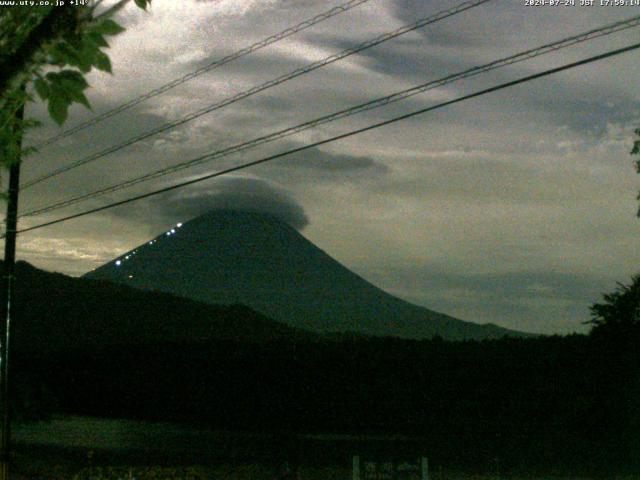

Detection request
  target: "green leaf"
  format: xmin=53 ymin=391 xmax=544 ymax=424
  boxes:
xmin=79 ymin=54 xmax=95 ymax=73
xmin=34 ymin=77 xmax=49 ymax=100
xmin=87 ymin=32 xmax=109 ymax=48
xmin=70 ymin=90 xmax=92 ymax=110
xmin=77 ymin=93 xmax=91 ymax=110
xmin=53 ymin=70 xmax=89 ymax=90
xmin=44 ymin=70 xmax=92 ymax=115
xmin=46 ymin=73 xmax=86 ymax=103
xmin=93 ymin=50 xmax=112 ymax=73
xmin=134 ymin=0 xmax=149 ymax=10
xmin=92 ymin=19 xmax=125 ymax=36
xmin=48 ymin=96 xmax=69 ymax=125
xmin=52 ymin=43 xmax=83 ymax=68
xmin=47 ymin=44 xmax=68 ymax=66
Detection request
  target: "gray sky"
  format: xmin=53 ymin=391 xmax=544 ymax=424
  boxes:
xmin=12 ymin=0 xmax=640 ymax=335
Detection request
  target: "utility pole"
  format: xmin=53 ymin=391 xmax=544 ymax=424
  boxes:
xmin=0 ymin=101 xmax=24 ymax=480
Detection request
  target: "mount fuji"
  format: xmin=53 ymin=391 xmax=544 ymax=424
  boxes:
xmin=84 ymin=210 xmax=529 ymax=340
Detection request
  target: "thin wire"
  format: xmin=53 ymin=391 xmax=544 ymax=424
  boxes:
xmin=21 ymin=0 xmax=493 ymax=189
xmin=20 ymin=15 xmax=640 ymax=218
xmin=28 ymin=0 xmax=374 ymax=150
xmin=13 ymin=42 xmax=640 ymax=237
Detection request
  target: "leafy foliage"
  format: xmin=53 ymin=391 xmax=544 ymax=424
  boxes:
xmin=0 ymin=1 xmax=151 ymax=170
xmin=588 ymin=274 xmax=640 ymax=336
xmin=134 ymin=0 xmax=151 ymax=10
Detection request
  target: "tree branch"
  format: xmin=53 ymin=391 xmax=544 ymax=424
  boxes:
xmin=0 ymin=7 xmax=78 ymax=100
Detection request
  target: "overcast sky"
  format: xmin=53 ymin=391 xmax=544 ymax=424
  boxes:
xmin=11 ymin=0 xmax=640 ymax=334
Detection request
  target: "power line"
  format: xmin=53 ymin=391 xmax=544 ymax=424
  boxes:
xmin=13 ymin=41 xmax=640 ymax=237
xmin=21 ymin=0 xmax=493 ymax=189
xmin=19 ymin=15 xmax=640 ymax=219
xmin=29 ymin=0 xmax=374 ymax=150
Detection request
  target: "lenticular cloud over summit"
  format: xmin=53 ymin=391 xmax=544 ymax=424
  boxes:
xmin=115 ymin=177 xmax=310 ymax=231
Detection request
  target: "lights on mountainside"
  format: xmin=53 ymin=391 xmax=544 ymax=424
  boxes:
xmin=128 ymin=275 xmax=133 ymax=279
xmin=160 ymin=223 xmax=182 ymax=238
xmin=112 ymin=218 xmax=209 ymax=270
xmin=116 ymin=250 xmax=140 ymax=267
xmin=144 ymin=223 xmax=183 ymax=248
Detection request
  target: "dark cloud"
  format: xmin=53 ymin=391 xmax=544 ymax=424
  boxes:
xmin=373 ymin=156 xmax=616 ymax=207
xmin=24 ymin=99 xmax=169 ymax=157
xmin=390 ymin=0 xmax=631 ymax=51
xmin=363 ymin=263 xmax=619 ymax=333
xmin=334 ymin=36 xmax=639 ymax=140
xmin=298 ymin=33 xmax=468 ymax=82
xmin=111 ymin=177 xmax=309 ymax=231
xmin=434 ymin=270 xmax=613 ymax=303
xmin=273 ymin=0 xmax=323 ymax=9
xmin=390 ymin=0 xmax=507 ymax=48
xmin=182 ymin=48 xmax=305 ymax=82
xmin=260 ymin=145 xmax=390 ymax=181
xmin=288 ymin=146 xmax=389 ymax=172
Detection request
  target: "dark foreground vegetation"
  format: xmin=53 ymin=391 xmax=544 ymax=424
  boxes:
xmin=13 ymin=331 xmax=639 ymax=475
xmin=5 ymin=263 xmax=640 ymax=476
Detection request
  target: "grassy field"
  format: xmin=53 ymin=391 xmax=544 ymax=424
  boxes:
xmin=11 ymin=417 xmax=639 ymax=479
xmin=10 ymin=459 xmax=640 ymax=480
xmin=8 ymin=464 xmax=630 ymax=480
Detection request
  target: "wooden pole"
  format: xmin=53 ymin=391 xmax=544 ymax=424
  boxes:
xmin=0 ymin=101 xmax=24 ymax=480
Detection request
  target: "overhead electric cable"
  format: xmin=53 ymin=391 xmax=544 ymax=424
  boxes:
xmin=21 ymin=0 xmax=493 ymax=189
xmin=13 ymin=41 xmax=640 ymax=237
xmin=29 ymin=0 xmax=375 ymax=150
xmin=19 ymin=15 xmax=640 ymax=218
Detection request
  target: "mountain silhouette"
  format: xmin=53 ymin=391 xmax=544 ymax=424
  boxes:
xmin=84 ymin=210 xmax=530 ymax=340
xmin=3 ymin=260 xmax=311 ymax=354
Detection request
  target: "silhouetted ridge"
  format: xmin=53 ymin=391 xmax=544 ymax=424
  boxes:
xmin=1 ymin=260 xmax=311 ymax=354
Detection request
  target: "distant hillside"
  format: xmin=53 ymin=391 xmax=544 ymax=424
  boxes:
xmin=3 ymin=261 xmax=311 ymax=354
xmin=85 ymin=210 xmax=531 ymax=340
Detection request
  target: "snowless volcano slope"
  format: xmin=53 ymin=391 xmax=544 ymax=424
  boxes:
xmin=85 ymin=210 xmax=530 ymax=341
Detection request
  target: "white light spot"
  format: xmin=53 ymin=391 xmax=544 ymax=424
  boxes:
xmin=125 ymin=255 xmax=130 ymax=260
xmin=115 ymin=260 xmax=122 ymax=266
xmin=177 ymin=223 xmax=182 ymax=228
xmin=166 ymin=232 xmax=171 ymax=236
xmin=171 ymin=229 xmax=176 ymax=234
xmin=128 ymin=275 xmax=133 ymax=279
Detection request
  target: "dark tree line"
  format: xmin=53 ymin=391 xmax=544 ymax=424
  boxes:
xmin=13 ymin=333 xmax=639 ymax=475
